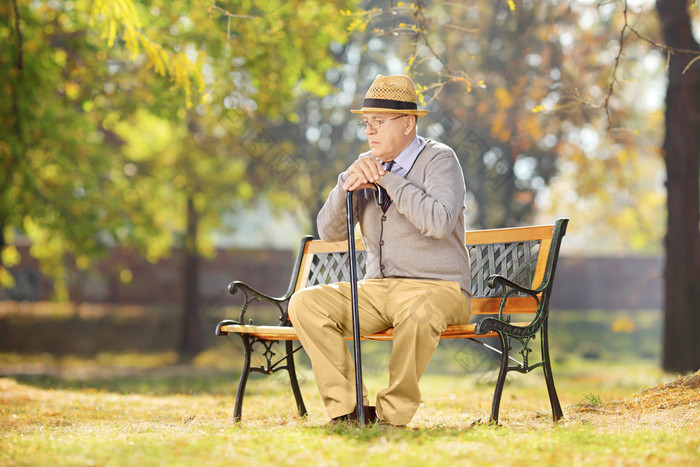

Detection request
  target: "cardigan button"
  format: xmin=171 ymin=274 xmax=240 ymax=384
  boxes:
xmin=381 ymin=215 xmax=387 ymax=221
xmin=379 ymin=240 xmax=384 ymax=246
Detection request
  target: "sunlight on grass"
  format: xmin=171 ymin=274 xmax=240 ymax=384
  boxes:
xmin=1 ymin=305 xmax=698 ymax=466
xmin=1 ymin=362 xmax=699 ymax=466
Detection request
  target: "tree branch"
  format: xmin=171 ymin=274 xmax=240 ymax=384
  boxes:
xmin=12 ymin=0 xmax=23 ymax=70
xmin=402 ymin=0 xmax=477 ymax=103
xmin=6 ymin=0 xmax=24 ymax=165
xmin=603 ymin=0 xmax=630 ymax=129
xmin=603 ymin=0 xmax=700 ymax=128
xmin=207 ymin=2 xmax=261 ymax=40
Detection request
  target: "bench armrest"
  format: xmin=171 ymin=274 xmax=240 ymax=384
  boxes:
xmin=474 ymin=274 xmax=542 ymax=337
xmin=220 ymin=236 xmax=314 ymax=331
xmin=227 ymin=280 xmax=292 ymax=326
xmin=228 ymin=280 xmax=292 ymax=303
xmin=485 ymin=274 xmax=542 ymax=300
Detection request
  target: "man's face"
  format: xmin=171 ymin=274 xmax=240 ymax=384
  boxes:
xmin=361 ymin=113 xmax=412 ymax=162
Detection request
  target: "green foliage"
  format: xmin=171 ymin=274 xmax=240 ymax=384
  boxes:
xmin=1 ymin=1 xmax=123 ymax=294
xmin=2 ymin=0 xmax=685 ymax=306
xmin=89 ymin=0 xmax=204 ymax=109
xmin=337 ymin=1 xmax=668 ymax=252
xmin=0 ymin=0 xmax=358 ymax=296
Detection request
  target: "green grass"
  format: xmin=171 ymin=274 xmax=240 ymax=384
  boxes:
xmin=2 ymin=355 xmax=699 ymax=467
xmin=2 ymin=305 xmax=697 ymax=466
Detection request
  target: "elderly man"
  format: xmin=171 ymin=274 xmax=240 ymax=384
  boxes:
xmin=289 ymin=74 xmax=471 ymax=428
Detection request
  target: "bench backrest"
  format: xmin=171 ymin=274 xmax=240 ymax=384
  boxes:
xmin=285 ymin=219 xmax=568 ymax=317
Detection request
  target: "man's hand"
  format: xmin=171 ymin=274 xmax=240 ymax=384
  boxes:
xmin=343 ymin=157 xmax=386 ymax=192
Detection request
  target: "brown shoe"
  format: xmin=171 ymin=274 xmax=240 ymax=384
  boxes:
xmin=357 ymin=405 xmax=378 ymax=424
xmin=326 ymin=413 xmax=357 ymax=427
xmin=326 ymin=406 xmax=378 ymax=426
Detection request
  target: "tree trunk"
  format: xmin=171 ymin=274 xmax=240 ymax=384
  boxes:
xmin=0 ymin=221 xmax=5 ymax=278
xmin=656 ymin=0 xmax=700 ymax=373
xmin=178 ymin=195 xmax=203 ymax=359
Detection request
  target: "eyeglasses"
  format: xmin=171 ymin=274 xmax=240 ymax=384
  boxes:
xmin=356 ymin=115 xmax=405 ymax=131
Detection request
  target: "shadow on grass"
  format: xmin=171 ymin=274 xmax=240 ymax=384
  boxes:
xmin=311 ymin=420 xmax=497 ymax=440
xmin=8 ymin=368 xmax=242 ymax=396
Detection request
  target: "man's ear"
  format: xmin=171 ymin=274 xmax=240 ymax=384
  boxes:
xmin=403 ymin=115 xmax=417 ymax=135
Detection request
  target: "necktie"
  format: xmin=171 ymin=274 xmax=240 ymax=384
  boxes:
xmin=379 ymin=161 xmax=395 ymax=212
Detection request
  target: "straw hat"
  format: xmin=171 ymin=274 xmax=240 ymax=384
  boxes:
xmin=351 ymin=74 xmax=429 ymax=117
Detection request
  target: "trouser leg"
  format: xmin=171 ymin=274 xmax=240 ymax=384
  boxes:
xmin=288 ymin=281 xmax=390 ymax=419
xmin=377 ymin=279 xmax=471 ymax=426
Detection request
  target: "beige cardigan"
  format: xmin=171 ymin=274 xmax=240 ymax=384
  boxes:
xmin=317 ymin=139 xmax=472 ymax=299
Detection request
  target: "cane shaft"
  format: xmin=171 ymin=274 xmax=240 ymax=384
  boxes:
xmin=345 ymin=190 xmax=364 ymax=427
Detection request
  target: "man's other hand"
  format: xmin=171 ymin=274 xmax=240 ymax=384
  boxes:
xmin=343 ymin=157 xmax=386 ymax=192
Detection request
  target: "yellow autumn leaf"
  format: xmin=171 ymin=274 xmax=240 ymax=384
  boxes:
xmin=494 ymin=87 xmax=513 ymax=109
xmin=0 ymin=267 xmax=14 ymax=289
xmin=618 ymin=206 xmax=638 ymax=230
xmin=612 ymin=317 xmax=635 ymax=333
xmin=65 ymin=82 xmax=80 ymax=99
xmin=75 ymin=255 xmax=91 ymax=270
xmin=1 ymin=245 xmax=20 ymax=267
xmin=119 ymin=268 xmax=133 ymax=284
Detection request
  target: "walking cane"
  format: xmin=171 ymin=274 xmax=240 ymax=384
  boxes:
xmin=345 ymin=190 xmax=365 ymax=427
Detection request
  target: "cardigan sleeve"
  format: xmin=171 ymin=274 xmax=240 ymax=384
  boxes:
xmin=317 ymin=171 xmax=351 ymax=242
xmin=378 ymin=146 xmax=465 ymax=240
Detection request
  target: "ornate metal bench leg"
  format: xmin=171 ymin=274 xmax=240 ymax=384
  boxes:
xmin=285 ymin=340 xmax=308 ymax=418
xmin=233 ymin=335 xmax=253 ymax=422
xmin=540 ymin=320 xmax=563 ymax=421
xmin=489 ymin=332 xmax=510 ymax=424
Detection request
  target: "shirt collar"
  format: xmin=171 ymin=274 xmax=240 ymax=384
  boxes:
xmin=389 ymin=135 xmax=426 ymax=173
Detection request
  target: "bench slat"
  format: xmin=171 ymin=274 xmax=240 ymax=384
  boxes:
xmin=531 ymin=237 xmax=552 ymax=290
xmin=219 ymin=321 xmax=533 ymax=341
xmin=285 ymin=287 xmax=540 ymax=317
xmin=464 ymin=224 xmax=554 ymax=244
xmin=220 ymin=325 xmax=299 ymax=340
xmin=471 ymin=296 xmax=539 ymax=314
xmin=304 ymin=224 xmax=556 ymax=254
xmin=304 ymin=237 xmax=365 ymax=254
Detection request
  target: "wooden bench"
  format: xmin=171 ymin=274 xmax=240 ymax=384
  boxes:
xmin=216 ymin=218 xmax=569 ymax=424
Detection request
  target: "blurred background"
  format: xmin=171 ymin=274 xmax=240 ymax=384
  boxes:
xmin=1 ymin=0 xmax=698 ymax=386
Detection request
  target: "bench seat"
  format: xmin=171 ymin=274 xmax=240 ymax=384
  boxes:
xmin=217 ymin=322 xmax=533 ymax=341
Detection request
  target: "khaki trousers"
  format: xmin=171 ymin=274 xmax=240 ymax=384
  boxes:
xmin=288 ymin=278 xmax=471 ymax=426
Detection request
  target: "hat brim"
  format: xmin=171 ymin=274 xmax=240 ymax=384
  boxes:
xmin=350 ymin=107 xmax=429 ymax=117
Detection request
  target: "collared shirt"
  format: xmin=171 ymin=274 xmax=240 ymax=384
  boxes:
xmin=380 ymin=135 xmax=426 ymax=178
